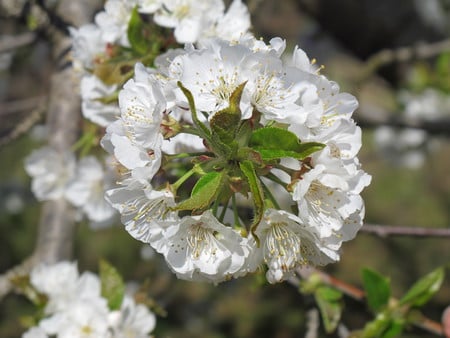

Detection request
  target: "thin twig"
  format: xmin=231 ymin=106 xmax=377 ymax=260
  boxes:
xmin=0 ymin=96 xmax=46 ymax=116
xmin=365 ymin=38 xmax=450 ymax=73
xmin=356 ymin=115 xmax=450 ymax=136
xmin=361 ymin=224 xmax=450 ymax=238
xmin=0 ymin=32 xmax=37 ymax=53
xmin=0 ymin=108 xmax=44 ymax=147
xmin=289 ymin=267 xmax=444 ymax=336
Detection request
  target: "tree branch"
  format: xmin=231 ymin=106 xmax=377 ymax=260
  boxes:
xmin=355 ymin=115 xmax=450 ymax=137
xmin=361 ymin=224 xmax=450 ymax=238
xmin=289 ymin=266 xmax=444 ymax=336
xmin=0 ymin=32 xmax=37 ymax=53
xmin=0 ymin=0 xmax=99 ymax=300
xmin=364 ymin=38 xmax=450 ymax=73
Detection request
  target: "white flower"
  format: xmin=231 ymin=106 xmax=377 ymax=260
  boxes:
xmin=154 ymin=0 xmax=224 ymax=43
xmin=39 ymin=300 xmax=111 ymax=338
xmin=81 ymin=74 xmax=120 ymax=127
xmin=22 ymin=326 xmax=48 ymax=338
xmin=119 ymin=63 xmax=166 ymax=149
xmin=95 ymin=0 xmax=136 ymax=46
xmin=137 ymin=0 xmax=162 ymax=13
xmin=24 ymin=146 xmax=76 ymax=201
xmin=168 ymin=38 xmax=310 ymax=123
xmin=102 ymin=119 xmax=163 ymax=180
xmin=106 ymin=178 xmax=177 ymax=247
xmin=69 ymin=24 xmax=106 ymax=71
xmin=161 ymin=210 xmax=249 ymax=283
xmin=199 ymin=0 xmax=251 ymax=42
xmin=292 ymin=162 xmax=366 ymax=237
xmin=255 ymin=209 xmax=336 ymax=284
xmin=65 ymin=156 xmax=117 ymax=228
xmin=109 ymin=295 xmax=156 ymax=338
xmin=30 ymin=262 xmax=106 ymax=315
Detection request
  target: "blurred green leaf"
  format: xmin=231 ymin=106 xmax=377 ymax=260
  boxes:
xmin=361 ymin=268 xmax=391 ymax=313
xmin=315 ymin=286 xmax=343 ymax=333
xmin=127 ymin=7 xmax=149 ymax=55
xmin=99 ymin=259 xmax=125 ymax=311
xmin=380 ymin=319 xmax=404 ymax=338
xmin=399 ymin=267 xmax=444 ymax=307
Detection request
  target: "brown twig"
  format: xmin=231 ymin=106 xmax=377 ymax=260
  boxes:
xmin=0 ymin=32 xmax=37 ymax=53
xmin=365 ymin=38 xmax=450 ymax=73
xmin=361 ymin=224 xmax=450 ymax=238
xmin=355 ymin=115 xmax=450 ymax=137
xmin=0 ymin=0 xmax=98 ymax=300
xmin=289 ymin=266 xmax=444 ymax=336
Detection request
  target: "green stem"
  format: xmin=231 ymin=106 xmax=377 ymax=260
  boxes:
xmin=260 ymin=179 xmax=281 ymax=210
xmin=231 ymin=194 xmax=242 ymax=229
xmin=177 ymin=81 xmax=212 ymax=141
xmin=218 ymin=197 xmax=230 ymax=223
xmin=171 ymin=168 xmax=196 ymax=193
xmin=265 ymin=172 xmax=289 ymax=191
xmin=165 ymin=151 xmax=213 ymax=160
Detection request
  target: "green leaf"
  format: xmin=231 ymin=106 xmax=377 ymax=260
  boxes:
xmin=399 ymin=267 xmax=444 ymax=307
xmin=315 ymin=286 xmax=343 ymax=333
xmin=362 ymin=268 xmax=391 ymax=313
xmin=99 ymin=259 xmax=125 ymax=311
xmin=176 ymin=170 xmax=225 ymax=212
xmin=127 ymin=7 xmax=149 ymax=55
xmin=249 ymin=127 xmax=324 ymax=160
xmin=239 ymin=160 xmax=265 ymax=245
xmin=380 ymin=320 xmax=405 ymax=338
xmin=255 ymin=145 xmax=324 ymax=161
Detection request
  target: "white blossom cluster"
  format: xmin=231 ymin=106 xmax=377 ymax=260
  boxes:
xmin=101 ymin=37 xmax=371 ymax=284
xmin=70 ymin=0 xmax=251 ymax=127
xmin=22 ymin=261 xmax=156 ymax=338
xmin=24 ymin=147 xmax=117 ymax=229
xmin=374 ymin=88 xmax=450 ymax=168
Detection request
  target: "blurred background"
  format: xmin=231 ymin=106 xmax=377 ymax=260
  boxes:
xmin=0 ymin=0 xmax=449 ymax=337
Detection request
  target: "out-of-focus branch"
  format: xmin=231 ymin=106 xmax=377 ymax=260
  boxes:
xmin=364 ymin=38 xmax=450 ymax=74
xmin=0 ymin=0 xmax=99 ymax=299
xmin=0 ymin=32 xmax=37 ymax=53
xmin=361 ymin=224 xmax=450 ymax=238
xmin=356 ymin=115 xmax=450 ymax=136
xmin=0 ymin=108 xmax=44 ymax=147
xmin=289 ymin=267 xmax=444 ymax=336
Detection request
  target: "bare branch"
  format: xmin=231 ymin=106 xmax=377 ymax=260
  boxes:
xmin=365 ymin=38 xmax=450 ymax=73
xmin=356 ymin=115 xmax=450 ymax=137
xmin=0 ymin=32 xmax=37 ymax=53
xmin=361 ymin=224 xmax=450 ymax=238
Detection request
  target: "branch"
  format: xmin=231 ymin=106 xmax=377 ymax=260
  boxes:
xmin=355 ymin=115 xmax=450 ymax=136
xmin=0 ymin=0 xmax=98 ymax=300
xmin=365 ymin=38 xmax=450 ymax=73
xmin=361 ymin=224 xmax=450 ymax=238
xmin=0 ymin=32 xmax=37 ymax=53
xmin=289 ymin=267 xmax=444 ymax=336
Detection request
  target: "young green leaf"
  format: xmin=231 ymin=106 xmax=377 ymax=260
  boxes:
xmin=362 ymin=268 xmax=391 ymax=313
xmin=315 ymin=286 xmax=343 ymax=333
xmin=127 ymin=7 xmax=148 ymax=55
xmin=399 ymin=267 xmax=444 ymax=307
xmin=99 ymin=259 xmax=125 ymax=311
xmin=249 ymin=127 xmax=324 ymax=160
xmin=175 ymin=170 xmax=225 ymax=212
